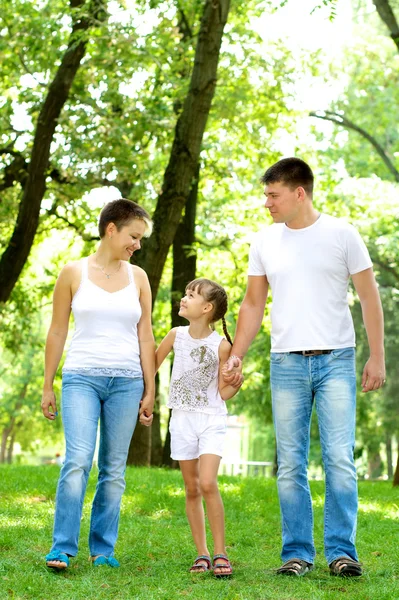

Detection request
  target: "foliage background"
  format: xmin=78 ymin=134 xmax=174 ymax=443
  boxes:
xmin=0 ymin=0 xmax=398 ymax=479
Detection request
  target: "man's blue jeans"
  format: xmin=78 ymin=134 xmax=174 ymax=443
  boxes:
xmin=270 ymin=348 xmax=358 ymax=565
xmin=51 ymin=373 xmax=143 ymax=557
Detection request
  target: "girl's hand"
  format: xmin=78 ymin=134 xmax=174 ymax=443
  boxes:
xmin=139 ymin=411 xmax=154 ymax=427
xmin=41 ymin=389 xmax=58 ymax=420
xmin=222 ymin=356 xmax=243 ymax=386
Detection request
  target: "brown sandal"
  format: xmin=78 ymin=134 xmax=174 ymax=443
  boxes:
xmin=329 ymin=556 xmax=362 ymax=577
xmin=213 ymin=553 xmax=233 ymax=578
xmin=189 ymin=555 xmax=211 ymax=573
xmin=276 ymin=558 xmax=313 ymax=576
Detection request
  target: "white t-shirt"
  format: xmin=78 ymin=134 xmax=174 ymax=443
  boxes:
xmin=248 ymin=214 xmax=373 ymax=352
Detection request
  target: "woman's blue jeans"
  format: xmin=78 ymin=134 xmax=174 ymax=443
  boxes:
xmin=270 ymin=348 xmax=358 ymax=565
xmin=51 ymin=373 xmax=143 ymax=557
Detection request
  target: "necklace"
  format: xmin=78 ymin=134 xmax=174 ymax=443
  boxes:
xmin=94 ymin=261 xmax=122 ymax=279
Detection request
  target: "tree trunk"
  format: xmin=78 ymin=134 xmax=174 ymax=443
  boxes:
xmin=150 ymin=374 xmax=163 ymax=466
xmin=6 ymin=432 xmax=15 ymax=464
xmin=128 ymin=422 xmax=151 ymax=466
xmin=373 ymin=0 xmax=399 ymax=52
xmin=162 ymin=410 xmax=176 ymax=468
xmin=273 ymin=442 xmax=278 ymax=477
xmin=386 ymin=435 xmax=393 ymax=479
xmin=1 ymin=427 xmax=11 ymax=463
xmin=128 ymin=0 xmax=230 ymax=466
xmin=136 ymin=0 xmax=231 ymax=306
xmin=368 ymin=450 xmax=383 ymax=479
xmin=393 ymin=437 xmax=399 ymax=486
xmin=162 ymin=166 xmax=199 ymax=467
xmin=0 ymin=0 xmax=107 ymax=303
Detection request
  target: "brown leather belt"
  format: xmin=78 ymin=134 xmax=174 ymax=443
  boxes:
xmin=290 ymin=350 xmax=333 ymax=356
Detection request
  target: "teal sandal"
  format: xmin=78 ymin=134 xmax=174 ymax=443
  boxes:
xmin=92 ymin=555 xmax=120 ymax=567
xmin=45 ymin=550 xmax=70 ymax=571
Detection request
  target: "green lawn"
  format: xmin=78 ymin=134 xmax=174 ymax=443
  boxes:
xmin=0 ymin=466 xmax=398 ymax=600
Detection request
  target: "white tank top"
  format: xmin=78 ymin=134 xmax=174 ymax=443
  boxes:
xmin=167 ymin=326 xmax=227 ymax=415
xmin=63 ymin=257 xmax=142 ymax=377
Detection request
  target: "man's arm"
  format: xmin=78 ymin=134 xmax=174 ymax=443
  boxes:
xmin=352 ymin=267 xmax=385 ymax=392
xmin=224 ymin=275 xmax=269 ymax=378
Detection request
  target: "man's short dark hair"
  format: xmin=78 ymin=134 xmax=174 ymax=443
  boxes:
xmin=98 ymin=199 xmax=152 ymax=238
xmin=260 ymin=157 xmax=314 ymax=196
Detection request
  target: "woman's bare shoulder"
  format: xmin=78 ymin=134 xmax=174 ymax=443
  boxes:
xmin=131 ymin=264 xmax=149 ymax=284
xmin=58 ymin=259 xmax=82 ymax=284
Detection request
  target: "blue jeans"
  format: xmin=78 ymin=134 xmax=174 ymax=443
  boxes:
xmin=270 ymin=348 xmax=358 ymax=565
xmin=51 ymin=374 xmax=143 ymax=557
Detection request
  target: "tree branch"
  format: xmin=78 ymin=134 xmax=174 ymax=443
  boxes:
xmin=373 ymin=0 xmax=399 ymax=52
xmin=47 ymin=209 xmax=99 ymax=242
xmin=0 ymin=152 xmax=28 ymax=192
xmin=309 ymin=110 xmax=399 ymax=182
xmin=371 ymin=256 xmax=399 ymax=285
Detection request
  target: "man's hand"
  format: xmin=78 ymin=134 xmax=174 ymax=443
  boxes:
xmin=41 ymin=389 xmax=58 ymax=420
xmin=222 ymin=356 xmax=243 ymax=387
xmin=361 ymin=356 xmax=386 ymax=392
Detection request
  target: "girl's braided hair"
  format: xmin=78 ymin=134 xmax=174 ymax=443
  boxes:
xmin=185 ymin=278 xmax=232 ymax=345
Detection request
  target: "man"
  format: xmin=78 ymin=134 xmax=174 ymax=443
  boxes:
xmin=225 ymin=157 xmax=385 ymax=577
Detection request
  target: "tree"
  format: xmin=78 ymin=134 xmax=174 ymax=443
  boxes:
xmin=307 ymin=0 xmax=399 ymax=482
xmin=0 ymin=0 xmax=107 ymax=303
xmin=373 ymin=0 xmax=399 ymax=52
xmin=0 ymin=0 xmax=314 ymax=465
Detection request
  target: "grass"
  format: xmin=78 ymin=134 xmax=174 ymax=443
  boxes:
xmin=0 ymin=466 xmax=398 ymax=600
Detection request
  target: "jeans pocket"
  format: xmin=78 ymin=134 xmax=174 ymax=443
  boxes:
xmin=270 ymin=352 xmax=288 ymax=364
xmin=61 ymin=372 xmax=82 ymax=388
xmin=331 ymin=347 xmax=355 ymax=360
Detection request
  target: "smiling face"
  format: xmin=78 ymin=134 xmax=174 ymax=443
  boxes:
xmin=264 ymin=181 xmax=305 ymax=224
xmin=178 ymin=286 xmax=213 ymax=321
xmin=106 ymin=218 xmax=147 ymax=260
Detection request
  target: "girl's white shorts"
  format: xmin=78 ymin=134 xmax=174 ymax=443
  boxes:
xmin=170 ymin=409 xmax=227 ymax=461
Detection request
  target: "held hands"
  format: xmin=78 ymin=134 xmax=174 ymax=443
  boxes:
xmin=41 ymin=388 xmax=58 ymax=420
xmin=139 ymin=392 xmax=154 ymax=427
xmin=222 ymin=355 xmax=244 ymax=388
xmin=361 ymin=355 xmax=386 ymax=392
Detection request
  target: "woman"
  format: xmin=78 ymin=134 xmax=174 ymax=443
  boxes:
xmin=42 ymin=199 xmax=155 ymax=570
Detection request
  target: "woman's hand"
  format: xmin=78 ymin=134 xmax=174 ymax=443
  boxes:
xmin=41 ymin=388 xmax=58 ymax=420
xmin=139 ymin=392 xmax=154 ymax=427
xmin=139 ymin=411 xmax=154 ymax=427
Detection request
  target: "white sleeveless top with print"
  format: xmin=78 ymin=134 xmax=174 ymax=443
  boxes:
xmin=63 ymin=257 xmax=143 ymax=378
xmin=167 ymin=326 xmax=227 ymax=415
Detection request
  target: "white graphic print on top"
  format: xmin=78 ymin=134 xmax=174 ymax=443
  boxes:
xmin=170 ymin=344 xmax=217 ymax=408
xmin=167 ymin=327 xmax=227 ymax=415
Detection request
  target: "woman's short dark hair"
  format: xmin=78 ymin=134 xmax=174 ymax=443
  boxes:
xmin=98 ymin=199 xmax=152 ymax=238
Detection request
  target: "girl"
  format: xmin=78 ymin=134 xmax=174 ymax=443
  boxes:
xmin=155 ymin=278 xmax=241 ymax=578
